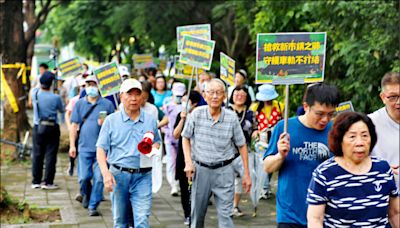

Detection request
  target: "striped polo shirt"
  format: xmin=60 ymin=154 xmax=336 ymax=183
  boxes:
xmin=182 ymin=106 xmax=246 ymax=164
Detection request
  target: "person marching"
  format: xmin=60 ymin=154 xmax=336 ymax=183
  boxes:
xmin=263 ymin=83 xmax=340 ymax=227
xmin=69 ymin=76 xmax=115 ymax=216
xmin=227 ymin=85 xmax=256 ymax=217
xmin=182 ymin=79 xmax=251 ymax=228
xmin=251 ymin=84 xmax=284 ymax=199
xmin=97 ymin=79 xmax=161 ymax=227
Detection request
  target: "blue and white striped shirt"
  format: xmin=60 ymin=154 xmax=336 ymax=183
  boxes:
xmin=307 ymin=156 xmax=398 ymax=227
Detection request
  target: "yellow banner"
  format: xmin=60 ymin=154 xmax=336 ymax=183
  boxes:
xmin=1 ymin=70 xmax=19 ymax=113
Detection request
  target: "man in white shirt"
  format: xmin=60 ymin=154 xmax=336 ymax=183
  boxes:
xmin=369 ymin=72 xmax=400 ymax=188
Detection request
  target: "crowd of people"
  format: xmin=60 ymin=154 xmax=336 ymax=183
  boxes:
xmin=29 ymin=63 xmax=399 ymax=228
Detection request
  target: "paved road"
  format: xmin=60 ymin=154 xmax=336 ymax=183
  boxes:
xmin=1 ymin=152 xmax=277 ymax=228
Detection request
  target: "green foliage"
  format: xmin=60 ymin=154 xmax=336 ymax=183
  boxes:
xmin=247 ymin=0 xmax=399 ymax=114
xmin=42 ymin=1 xmax=399 ymax=114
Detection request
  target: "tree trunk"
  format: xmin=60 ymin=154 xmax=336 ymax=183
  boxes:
xmin=0 ymin=0 xmax=30 ymax=142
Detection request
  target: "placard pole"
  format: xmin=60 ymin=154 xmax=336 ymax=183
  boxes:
xmin=284 ymin=84 xmax=290 ymax=134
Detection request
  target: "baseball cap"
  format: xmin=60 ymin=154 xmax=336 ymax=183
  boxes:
xmin=40 ymin=71 xmax=55 ymax=89
xmin=119 ymin=78 xmax=142 ymax=93
xmin=85 ymin=75 xmax=98 ymax=84
xmin=172 ymin=82 xmax=186 ymax=96
xmin=119 ymin=66 xmax=130 ymax=76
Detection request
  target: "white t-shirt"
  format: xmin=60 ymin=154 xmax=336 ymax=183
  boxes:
xmin=369 ymin=107 xmax=400 ymax=188
xmin=142 ymin=102 xmax=159 ymax=120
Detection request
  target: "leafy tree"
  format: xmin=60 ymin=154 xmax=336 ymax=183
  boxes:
xmin=1 ymin=0 xmax=61 ymax=142
xmin=247 ymin=0 xmax=400 ymax=114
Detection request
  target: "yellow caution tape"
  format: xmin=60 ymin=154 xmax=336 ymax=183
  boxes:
xmin=1 ymin=69 xmax=19 ymax=113
xmin=1 ymin=63 xmax=29 ymax=85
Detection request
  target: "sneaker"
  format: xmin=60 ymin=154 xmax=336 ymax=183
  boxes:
xmin=170 ymin=187 xmax=179 ymax=197
xmin=82 ymin=195 xmax=89 ymax=208
xmin=88 ymin=209 xmax=100 ymax=216
xmin=232 ymin=207 xmax=244 ymax=217
xmin=31 ymin=184 xmax=41 ymax=189
xmin=41 ymin=184 xmax=59 ymax=190
xmin=259 ymin=190 xmax=272 ymax=200
xmin=75 ymin=193 xmax=83 ymax=203
xmin=184 ymin=217 xmax=190 ymax=225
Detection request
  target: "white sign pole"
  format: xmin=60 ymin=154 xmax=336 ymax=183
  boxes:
xmin=284 ymin=84 xmax=290 ymax=134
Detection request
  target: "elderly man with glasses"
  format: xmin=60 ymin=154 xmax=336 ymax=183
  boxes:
xmin=182 ymin=78 xmax=251 ymax=228
xmin=263 ymin=83 xmax=340 ymax=228
xmin=369 ymin=72 xmax=400 ymax=188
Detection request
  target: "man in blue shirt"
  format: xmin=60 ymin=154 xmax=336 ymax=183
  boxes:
xmin=31 ymin=71 xmax=64 ymax=190
xmin=263 ymin=83 xmax=340 ymax=228
xmin=69 ymin=76 xmax=115 ymax=216
xmin=96 ymin=79 xmax=160 ymax=228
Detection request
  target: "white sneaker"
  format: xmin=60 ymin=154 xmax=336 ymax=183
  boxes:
xmin=31 ymin=184 xmax=41 ymax=189
xmin=184 ymin=217 xmax=190 ymax=225
xmin=41 ymin=184 xmax=59 ymax=190
xmin=170 ymin=187 xmax=179 ymax=196
xmin=232 ymin=207 xmax=244 ymax=217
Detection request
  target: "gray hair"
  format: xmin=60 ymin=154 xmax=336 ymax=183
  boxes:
xmin=204 ymin=78 xmax=227 ymax=92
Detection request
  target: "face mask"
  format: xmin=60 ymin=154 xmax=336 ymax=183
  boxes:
xmin=199 ymin=83 xmax=205 ymax=92
xmin=174 ymin=96 xmax=182 ymax=104
xmin=181 ymin=101 xmax=191 ymax=112
xmin=86 ymin=86 xmax=99 ymax=97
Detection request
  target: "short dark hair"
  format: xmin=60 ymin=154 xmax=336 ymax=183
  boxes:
xmin=39 ymin=63 xmax=49 ymax=69
xmin=229 ymin=85 xmax=252 ymax=108
xmin=140 ymin=81 xmax=152 ymax=94
xmin=381 ymin=72 xmax=400 ymax=89
xmin=328 ymin=112 xmax=377 ymax=156
xmin=304 ymin=83 xmax=340 ymax=107
xmin=188 ymin=90 xmax=202 ymax=105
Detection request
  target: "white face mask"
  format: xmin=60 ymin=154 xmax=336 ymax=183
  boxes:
xmin=181 ymin=101 xmax=191 ymax=112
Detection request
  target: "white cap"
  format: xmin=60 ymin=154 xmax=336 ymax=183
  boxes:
xmin=78 ymin=78 xmax=86 ymax=86
xmin=85 ymin=75 xmax=98 ymax=84
xmin=119 ymin=78 xmax=142 ymax=93
xmin=119 ymin=66 xmax=130 ymax=76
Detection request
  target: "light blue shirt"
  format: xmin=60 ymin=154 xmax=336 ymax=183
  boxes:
xmin=71 ymin=97 xmax=115 ymax=153
xmin=151 ymin=89 xmax=172 ymax=108
xmin=31 ymin=88 xmax=64 ymax=125
xmin=96 ymin=108 xmax=160 ymax=168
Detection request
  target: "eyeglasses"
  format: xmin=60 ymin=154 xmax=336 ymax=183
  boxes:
xmin=310 ymin=107 xmax=336 ymax=119
xmin=385 ymin=95 xmax=400 ymax=102
xmin=206 ymin=90 xmax=225 ymax=97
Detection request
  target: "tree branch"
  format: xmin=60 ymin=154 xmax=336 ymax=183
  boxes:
xmin=24 ymin=0 xmax=59 ymax=44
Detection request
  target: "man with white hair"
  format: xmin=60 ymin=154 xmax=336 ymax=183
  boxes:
xmin=182 ymin=78 xmax=251 ymax=228
xmin=97 ymin=79 xmax=161 ymax=227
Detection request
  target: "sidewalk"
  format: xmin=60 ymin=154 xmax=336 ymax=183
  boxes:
xmin=1 ymin=153 xmax=277 ymax=227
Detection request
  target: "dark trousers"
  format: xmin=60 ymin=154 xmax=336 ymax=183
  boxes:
xmin=178 ymin=174 xmax=190 ymax=218
xmin=32 ymin=124 xmax=60 ymax=185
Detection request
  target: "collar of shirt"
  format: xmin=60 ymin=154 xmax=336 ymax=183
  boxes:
xmin=206 ymin=106 xmax=225 ymax=124
xmin=84 ymin=96 xmax=102 ymax=105
xmin=121 ymin=107 xmax=144 ymax=123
